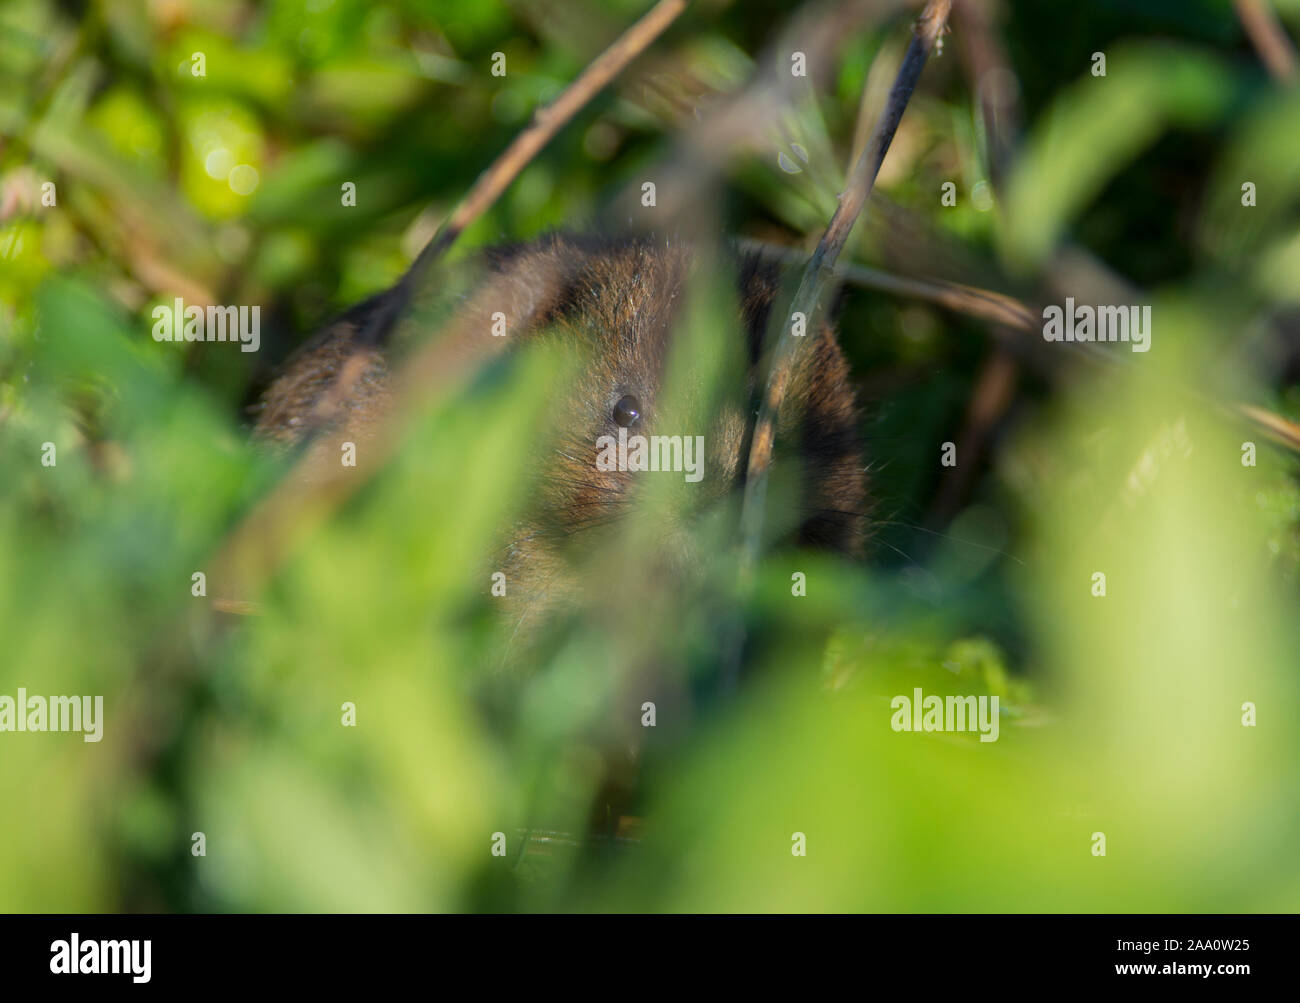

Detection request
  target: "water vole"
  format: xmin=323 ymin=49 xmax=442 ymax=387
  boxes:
xmin=252 ymin=234 xmax=867 ymax=623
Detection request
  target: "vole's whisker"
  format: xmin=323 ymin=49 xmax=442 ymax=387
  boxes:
xmin=867 ymin=519 xmax=1025 ymax=566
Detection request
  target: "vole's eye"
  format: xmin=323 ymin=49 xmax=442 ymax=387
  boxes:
xmin=613 ymin=394 xmax=642 ymax=428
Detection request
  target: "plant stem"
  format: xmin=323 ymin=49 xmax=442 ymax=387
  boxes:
xmin=738 ymin=0 xmax=953 ymax=573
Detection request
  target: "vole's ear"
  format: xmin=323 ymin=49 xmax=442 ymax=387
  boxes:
xmin=389 ymin=232 xmax=596 ymax=353
xmin=351 ymin=282 xmax=413 ymax=349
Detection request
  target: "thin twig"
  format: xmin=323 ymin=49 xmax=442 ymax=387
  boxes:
xmin=738 ymin=0 xmax=954 ymax=572
xmin=952 ymin=0 xmax=1019 ymax=185
xmin=1234 ymin=0 xmax=1298 ymax=82
xmin=415 ymin=0 xmax=689 ymax=274
xmin=925 ymin=347 xmax=1017 ymax=527
xmin=353 ymin=0 xmax=691 ymax=349
xmin=737 ymin=237 xmax=1036 ymax=329
xmin=1236 ymin=403 xmax=1300 ymax=453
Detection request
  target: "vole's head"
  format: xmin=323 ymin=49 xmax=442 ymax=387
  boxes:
xmin=253 ymin=233 xmax=866 ymax=635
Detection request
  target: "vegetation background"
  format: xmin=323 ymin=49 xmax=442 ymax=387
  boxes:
xmin=1 ymin=0 xmax=1299 ymax=911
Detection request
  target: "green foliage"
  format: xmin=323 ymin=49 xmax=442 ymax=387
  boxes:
xmin=1 ymin=0 xmax=1299 ymax=913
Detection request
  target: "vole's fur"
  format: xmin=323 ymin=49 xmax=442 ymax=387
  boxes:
xmin=252 ymin=234 xmax=866 ymax=626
